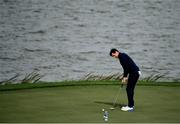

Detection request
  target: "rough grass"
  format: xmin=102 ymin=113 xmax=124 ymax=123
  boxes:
xmin=0 ymin=81 xmax=180 ymax=123
xmin=0 ymin=80 xmax=180 ymax=91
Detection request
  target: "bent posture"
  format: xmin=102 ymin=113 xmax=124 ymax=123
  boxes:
xmin=110 ymin=48 xmax=141 ymax=111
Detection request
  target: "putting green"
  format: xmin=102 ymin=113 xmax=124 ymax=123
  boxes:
xmin=0 ymin=84 xmax=180 ymax=123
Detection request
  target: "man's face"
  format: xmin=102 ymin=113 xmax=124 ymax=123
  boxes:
xmin=112 ymin=51 xmax=119 ymax=58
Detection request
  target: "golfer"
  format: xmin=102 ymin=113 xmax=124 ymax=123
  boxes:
xmin=109 ymin=48 xmax=141 ymax=111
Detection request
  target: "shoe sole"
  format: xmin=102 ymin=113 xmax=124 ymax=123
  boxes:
xmin=121 ymin=109 xmax=134 ymax=112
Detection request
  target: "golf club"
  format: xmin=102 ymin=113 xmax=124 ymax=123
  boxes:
xmin=109 ymin=85 xmax=123 ymax=110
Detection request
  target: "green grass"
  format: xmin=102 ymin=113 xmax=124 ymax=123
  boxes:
xmin=0 ymin=81 xmax=180 ymax=123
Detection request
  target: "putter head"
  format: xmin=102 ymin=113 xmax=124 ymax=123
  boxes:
xmin=109 ymin=107 xmax=115 ymax=110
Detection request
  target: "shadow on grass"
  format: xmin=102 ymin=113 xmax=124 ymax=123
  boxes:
xmin=94 ymin=101 xmax=125 ymax=108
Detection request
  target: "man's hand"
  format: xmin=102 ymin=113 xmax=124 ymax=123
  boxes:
xmin=121 ymin=77 xmax=128 ymax=85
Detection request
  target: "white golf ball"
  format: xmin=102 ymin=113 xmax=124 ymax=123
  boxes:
xmin=105 ymin=118 xmax=108 ymax=121
xmin=102 ymin=109 xmax=105 ymax=111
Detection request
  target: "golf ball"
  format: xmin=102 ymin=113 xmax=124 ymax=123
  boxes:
xmin=105 ymin=118 xmax=108 ymax=121
xmin=102 ymin=109 xmax=105 ymax=111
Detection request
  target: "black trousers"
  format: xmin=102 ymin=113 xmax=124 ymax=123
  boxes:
xmin=126 ymin=72 xmax=139 ymax=107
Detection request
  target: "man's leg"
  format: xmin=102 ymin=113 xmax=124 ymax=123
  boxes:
xmin=126 ymin=72 xmax=139 ymax=107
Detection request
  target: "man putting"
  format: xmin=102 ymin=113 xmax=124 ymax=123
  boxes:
xmin=109 ymin=48 xmax=141 ymax=112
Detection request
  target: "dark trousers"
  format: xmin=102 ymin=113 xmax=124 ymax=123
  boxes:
xmin=126 ymin=72 xmax=139 ymax=107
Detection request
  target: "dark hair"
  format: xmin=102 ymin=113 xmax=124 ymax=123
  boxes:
xmin=109 ymin=48 xmax=119 ymax=56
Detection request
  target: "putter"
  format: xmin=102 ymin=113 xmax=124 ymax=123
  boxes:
xmin=110 ymin=85 xmax=123 ymax=110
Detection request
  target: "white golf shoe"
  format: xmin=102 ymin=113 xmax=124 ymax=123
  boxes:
xmin=121 ymin=106 xmax=134 ymax=112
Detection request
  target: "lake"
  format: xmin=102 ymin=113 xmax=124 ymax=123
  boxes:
xmin=0 ymin=0 xmax=180 ymax=82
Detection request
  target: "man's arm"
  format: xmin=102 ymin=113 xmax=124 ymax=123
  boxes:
xmin=123 ymin=69 xmax=128 ymax=78
xmin=121 ymin=54 xmax=129 ymax=78
xmin=120 ymin=53 xmax=130 ymax=84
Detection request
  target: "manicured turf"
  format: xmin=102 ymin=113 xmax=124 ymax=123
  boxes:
xmin=0 ymin=82 xmax=180 ymax=123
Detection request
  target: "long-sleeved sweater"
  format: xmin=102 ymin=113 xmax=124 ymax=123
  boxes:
xmin=119 ymin=53 xmax=140 ymax=77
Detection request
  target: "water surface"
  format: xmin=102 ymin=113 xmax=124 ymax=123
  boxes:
xmin=0 ymin=0 xmax=180 ymax=81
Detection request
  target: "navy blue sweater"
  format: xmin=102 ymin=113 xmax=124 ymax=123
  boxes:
xmin=119 ymin=53 xmax=140 ymax=77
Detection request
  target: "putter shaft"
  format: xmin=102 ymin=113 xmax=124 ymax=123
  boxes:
xmin=112 ymin=86 xmax=122 ymax=107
